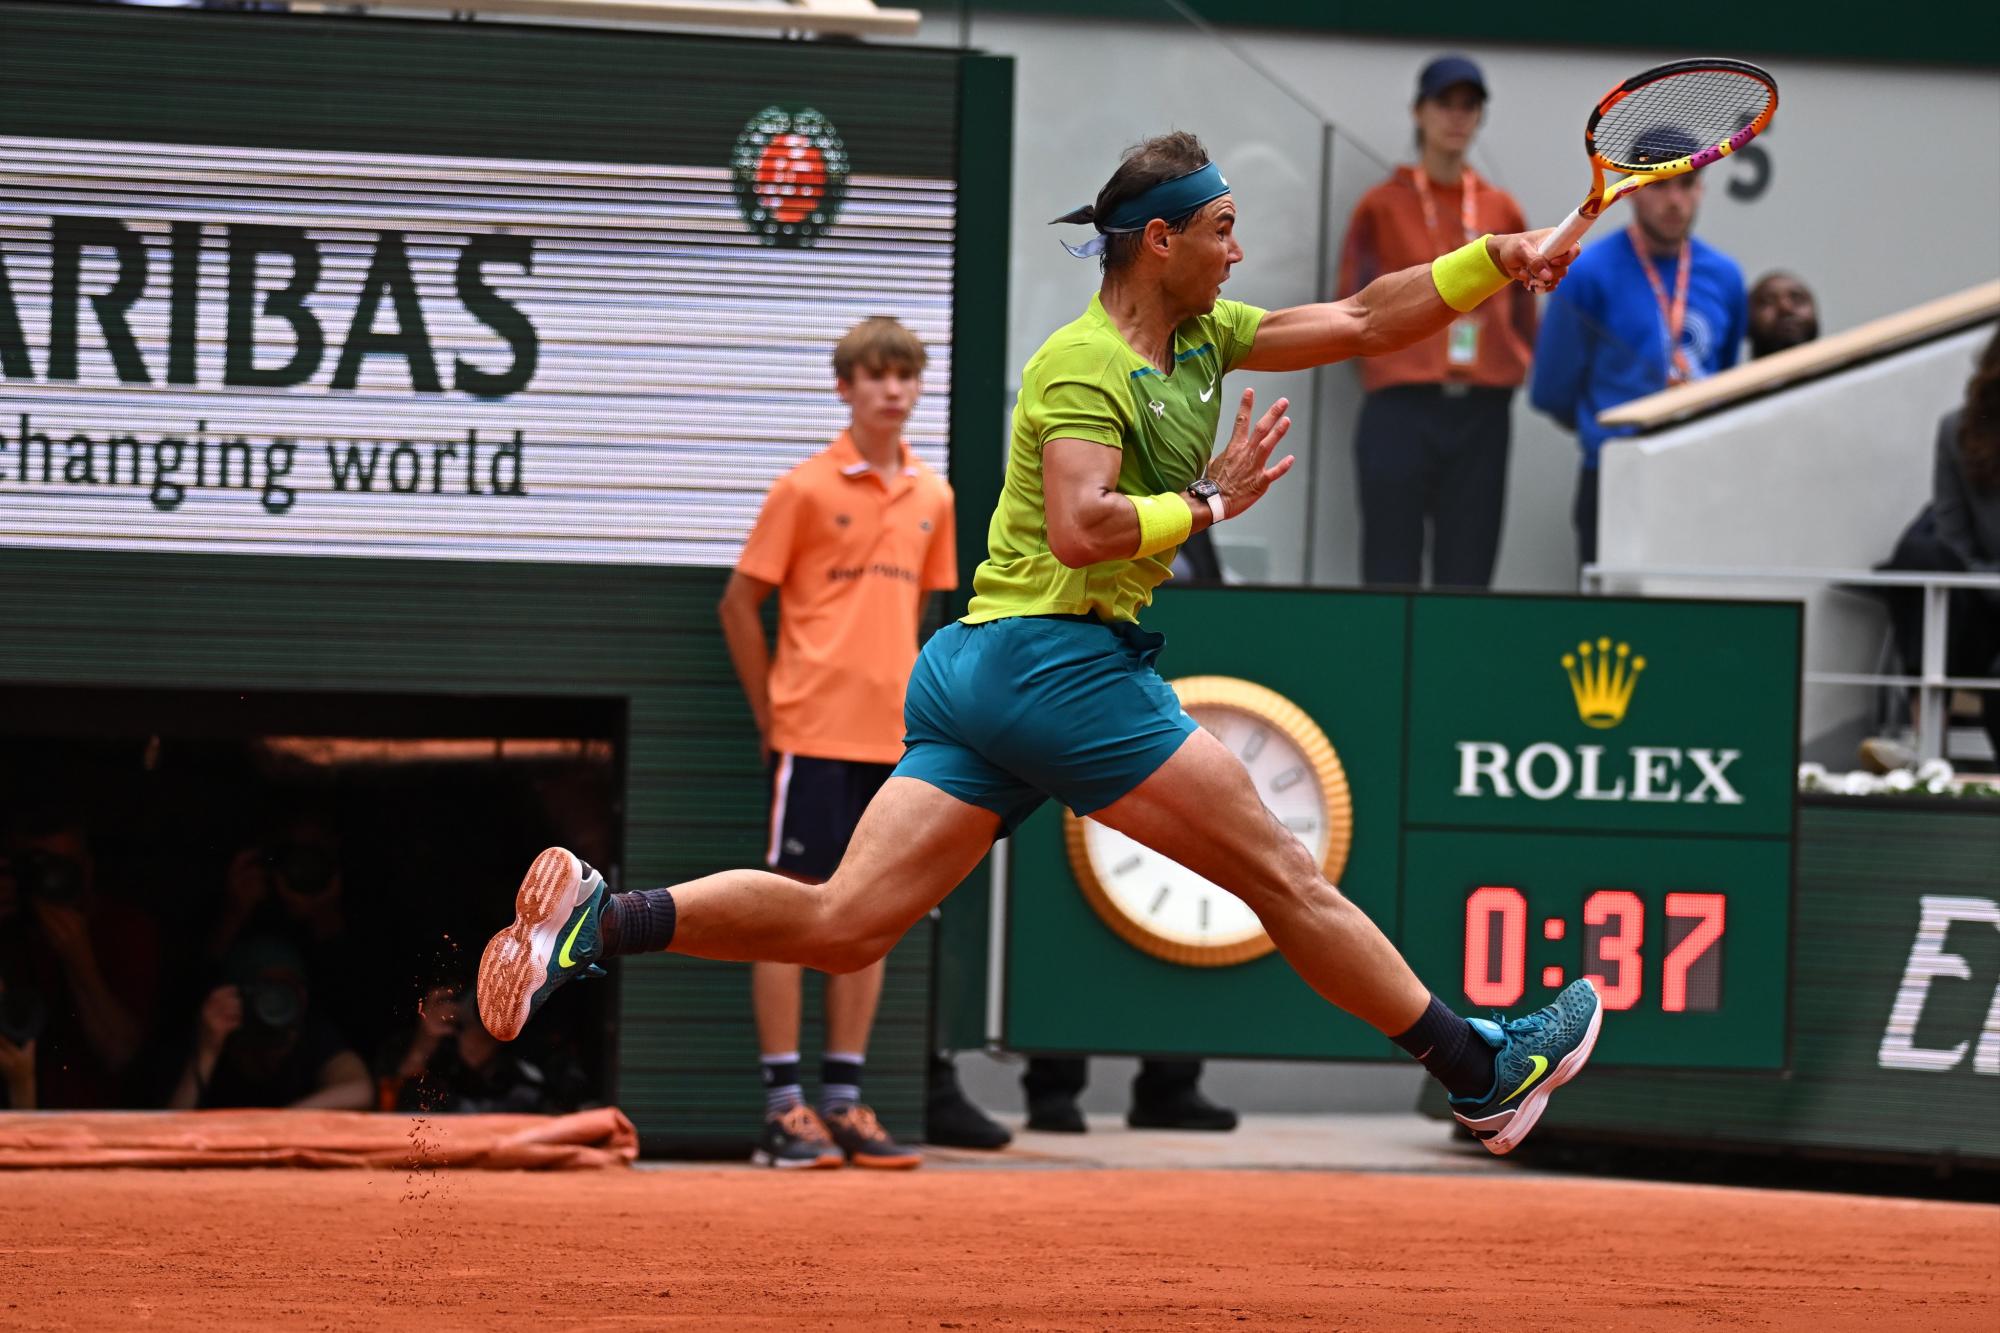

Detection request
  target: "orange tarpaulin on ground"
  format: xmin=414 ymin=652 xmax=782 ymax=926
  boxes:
xmin=0 ymin=1107 xmax=637 ymax=1169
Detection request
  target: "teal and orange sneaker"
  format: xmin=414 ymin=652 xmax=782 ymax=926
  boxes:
xmin=477 ymin=847 xmax=609 ymax=1042
xmin=1449 ymin=978 xmax=1603 ymax=1156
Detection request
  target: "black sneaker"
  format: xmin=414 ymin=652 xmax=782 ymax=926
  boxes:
xmin=926 ymin=1085 xmax=1013 ymax=1150
xmin=750 ymin=1103 xmax=843 ymax=1169
xmin=1127 ymin=1086 xmax=1239 ymax=1131
xmin=821 ymin=1103 xmax=921 ymax=1169
xmin=1025 ymin=1095 xmax=1087 ymax=1134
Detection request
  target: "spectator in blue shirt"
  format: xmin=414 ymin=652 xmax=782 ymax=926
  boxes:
xmin=1531 ymin=136 xmax=1747 ymax=564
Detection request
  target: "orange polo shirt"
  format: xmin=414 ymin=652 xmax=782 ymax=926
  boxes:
xmin=1338 ymin=167 xmax=1538 ymax=394
xmin=736 ymin=432 xmax=957 ymax=764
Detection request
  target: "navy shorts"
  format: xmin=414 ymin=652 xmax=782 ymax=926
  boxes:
xmin=892 ymin=614 xmax=1199 ymax=833
xmin=767 ymin=753 xmax=894 ymax=880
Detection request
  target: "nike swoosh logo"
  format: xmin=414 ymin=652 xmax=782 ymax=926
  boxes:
xmin=1498 ymin=1054 xmax=1549 ymax=1106
xmin=1199 ymin=381 xmax=1216 ymax=402
xmin=558 ymin=904 xmax=592 ymax=969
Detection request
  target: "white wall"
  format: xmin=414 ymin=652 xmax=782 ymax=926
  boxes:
xmin=1597 ymin=324 xmax=1992 ymax=749
xmin=915 ymin=11 xmax=2000 ymax=590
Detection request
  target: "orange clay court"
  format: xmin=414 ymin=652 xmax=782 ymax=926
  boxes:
xmin=3 ymin=1167 xmax=1993 ymax=1330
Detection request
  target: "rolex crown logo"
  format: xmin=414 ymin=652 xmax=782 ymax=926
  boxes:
xmin=1562 ymin=637 xmax=1645 ymax=729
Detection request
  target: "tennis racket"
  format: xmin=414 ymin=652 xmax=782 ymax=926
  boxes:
xmin=1537 ymin=58 xmax=1778 ymax=264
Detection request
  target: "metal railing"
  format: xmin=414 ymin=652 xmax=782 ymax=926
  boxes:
xmin=1581 ymin=564 xmax=2000 ymax=762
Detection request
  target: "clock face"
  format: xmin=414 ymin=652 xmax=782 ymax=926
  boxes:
xmin=1065 ymin=676 xmax=1352 ymax=967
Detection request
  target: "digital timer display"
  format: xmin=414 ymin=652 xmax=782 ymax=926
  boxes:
xmin=1462 ymin=885 xmax=1726 ymax=1013
xmin=1399 ymin=829 xmax=1789 ymax=1069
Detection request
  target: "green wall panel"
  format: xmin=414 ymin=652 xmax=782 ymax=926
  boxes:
xmin=920 ymin=2 xmax=2000 ymax=67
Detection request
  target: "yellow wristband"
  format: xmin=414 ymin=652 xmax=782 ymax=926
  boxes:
xmin=1128 ymin=492 xmax=1193 ymax=559
xmin=1431 ymin=234 xmax=1508 ymax=313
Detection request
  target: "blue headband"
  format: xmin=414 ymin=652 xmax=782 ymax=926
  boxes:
xmin=1055 ymin=161 xmax=1230 ymax=259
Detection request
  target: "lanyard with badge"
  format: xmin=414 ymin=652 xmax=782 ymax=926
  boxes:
xmin=1627 ymin=224 xmax=1693 ymax=385
xmin=1410 ymin=165 xmax=1482 ymax=368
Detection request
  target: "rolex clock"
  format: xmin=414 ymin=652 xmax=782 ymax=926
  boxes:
xmin=1064 ymin=676 xmax=1352 ymax=966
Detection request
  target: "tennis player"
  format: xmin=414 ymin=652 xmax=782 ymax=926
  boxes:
xmin=481 ymin=132 xmax=1600 ymax=1154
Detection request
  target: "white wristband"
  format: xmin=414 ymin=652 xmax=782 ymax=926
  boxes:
xmin=1204 ymin=491 xmax=1227 ymax=525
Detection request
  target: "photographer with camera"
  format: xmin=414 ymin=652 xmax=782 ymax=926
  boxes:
xmin=168 ymin=934 xmax=371 ymax=1110
xmin=0 ymin=810 xmax=157 ymax=1108
xmin=207 ymin=813 xmax=365 ymax=1046
xmin=210 ymin=821 xmax=346 ymax=958
xmin=378 ymin=982 xmax=565 ymax=1115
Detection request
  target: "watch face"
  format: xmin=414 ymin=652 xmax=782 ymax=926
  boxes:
xmin=1065 ymin=676 xmax=1352 ymax=967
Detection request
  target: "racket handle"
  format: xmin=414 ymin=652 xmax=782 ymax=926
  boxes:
xmin=1527 ymin=206 xmax=1598 ymax=293
xmin=1538 ymin=206 xmax=1595 ymax=258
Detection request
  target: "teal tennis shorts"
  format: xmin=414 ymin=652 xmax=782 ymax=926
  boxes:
xmin=892 ymin=614 xmax=1199 ymax=832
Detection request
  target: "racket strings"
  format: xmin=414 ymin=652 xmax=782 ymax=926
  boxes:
xmin=1592 ymin=70 xmax=1775 ymax=171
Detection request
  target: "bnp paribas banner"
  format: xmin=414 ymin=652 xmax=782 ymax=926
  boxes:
xmin=0 ymin=4 xmax=961 ymax=566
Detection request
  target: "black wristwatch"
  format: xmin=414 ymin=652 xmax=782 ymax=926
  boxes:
xmin=1186 ymin=477 xmax=1225 ymax=525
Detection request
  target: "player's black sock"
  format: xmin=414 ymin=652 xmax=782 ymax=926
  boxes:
xmin=1392 ymin=994 xmax=1497 ymax=1100
xmin=819 ymin=1053 xmax=864 ymax=1113
xmin=761 ymin=1053 xmax=804 ymax=1115
xmin=601 ymin=888 xmax=677 ymax=957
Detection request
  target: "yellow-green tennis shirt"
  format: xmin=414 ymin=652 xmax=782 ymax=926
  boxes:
xmin=964 ymin=294 xmax=1266 ymax=625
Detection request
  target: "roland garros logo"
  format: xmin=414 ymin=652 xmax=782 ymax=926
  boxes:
xmin=732 ymin=106 xmax=849 ymax=247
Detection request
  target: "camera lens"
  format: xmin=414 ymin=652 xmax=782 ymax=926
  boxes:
xmin=244 ymin=981 xmax=304 ymax=1032
xmin=15 ymin=851 xmax=84 ymax=907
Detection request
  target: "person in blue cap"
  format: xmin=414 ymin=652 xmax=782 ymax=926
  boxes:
xmin=1531 ymin=126 xmax=1748 ymax=565
xmin=483 ymin=130 xmax=1605 ymax=1158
